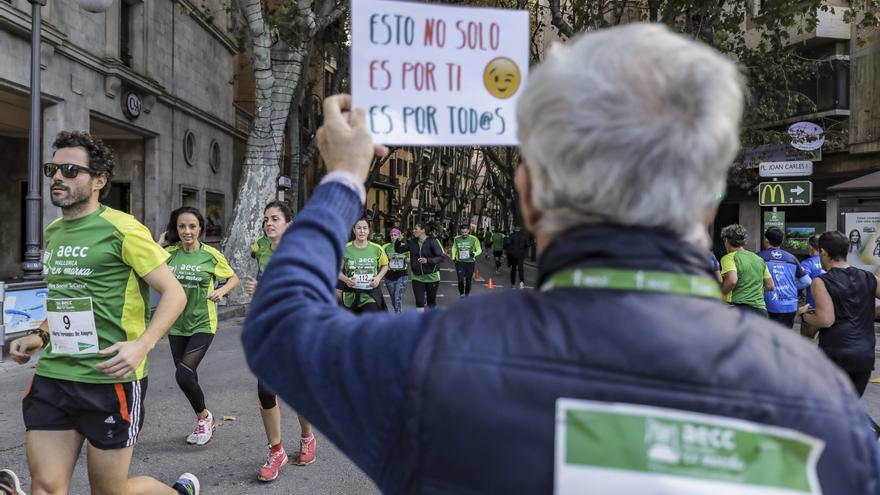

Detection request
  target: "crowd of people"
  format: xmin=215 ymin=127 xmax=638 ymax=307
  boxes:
xmin=5 ymin=21 xmax=880 ymax=495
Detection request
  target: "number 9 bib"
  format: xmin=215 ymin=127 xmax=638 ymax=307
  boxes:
xmin=46 ymin=297 xmax=99 ymax=355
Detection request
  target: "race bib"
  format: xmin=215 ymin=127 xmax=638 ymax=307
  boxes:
xmin=46 ymin=298 xmax=99 ymax=355
xmin=352 ymin=273 xmax=374 ymax=290
xmin=390 ymin=257 xmax=405 ymax=270
xmin=555 ymin=399 xmax=823 ymax=495
xmin=459 ymin=249 xmax=471 ymax=260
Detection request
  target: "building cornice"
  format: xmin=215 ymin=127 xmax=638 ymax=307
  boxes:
xmin=175 ymin=0 xmax=239 ymax=55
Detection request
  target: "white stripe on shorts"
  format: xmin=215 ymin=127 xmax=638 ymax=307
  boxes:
xmin=126 ymin=380 xmax=142 ymax=447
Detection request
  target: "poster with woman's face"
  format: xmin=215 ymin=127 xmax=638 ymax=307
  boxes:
xmin=844 ymin=212 xmax=880 ymax=275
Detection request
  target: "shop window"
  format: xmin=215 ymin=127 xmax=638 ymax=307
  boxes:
xmin=205 ymin=192 xmax=225 ymax=240
xmin=105 ymin=181 xmax=131 ymax=214
xmin=181 ymin=187 xmax=198 ymax=208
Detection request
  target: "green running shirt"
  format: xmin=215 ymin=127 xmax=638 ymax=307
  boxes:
xmin=491 ymin=232 xmax=506 ymax=251
xmin=342 ymin=242 xmax=388 ymax=307
xmin=251 ymin=236 xmax=274 ymax=275
xmin=382 ymin=242 xmax=408 ymax=272
xmin=39 ymin=205 xmax=169 ymax=384
xmin=720 ymin=250 xmax=771 ymax=310
xmin=166 ymin=243 xmax=235 ymax=336
xmin=452 ymin=235 xmax=482 ymax=262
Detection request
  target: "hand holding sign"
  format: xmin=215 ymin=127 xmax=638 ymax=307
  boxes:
xmin=316 ymin=94 xmax=389 ymax=183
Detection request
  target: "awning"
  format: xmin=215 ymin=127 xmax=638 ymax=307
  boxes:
xmin=828 ymin=170 xmax=880 ymax=191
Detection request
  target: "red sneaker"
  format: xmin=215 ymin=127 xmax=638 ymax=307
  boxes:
xmin=258 ymin=444 xmax=288 ymax=482
xmin=295 ymin=435 xmax=317 ymax=465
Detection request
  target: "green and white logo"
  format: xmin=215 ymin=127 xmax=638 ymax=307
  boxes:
xmin=555 ymin=399 xmax=824 ymax=494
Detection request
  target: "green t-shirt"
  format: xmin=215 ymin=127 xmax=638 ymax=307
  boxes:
xmin=166 ymin=243 xmax=235 ymax=336
xmin=720 ymin=250 xmax=771 ymax=310
xmin=383 ymin=242 xmax=408 ymax=272
xmin=342 ymin=242 xmax=388 ymax=307
xmin=491 ymin=232 xmax=506 ymax=251
xmin=452 ymin=235 xmax=482 ymax=262
xmin=39 ymin=205 xmax=169 ymax=384
xmin=251 ymin=236 xmax=274 ymax=275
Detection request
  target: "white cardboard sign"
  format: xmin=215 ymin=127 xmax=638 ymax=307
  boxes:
xmin=351 ymin=0 xmax=529 ymax=146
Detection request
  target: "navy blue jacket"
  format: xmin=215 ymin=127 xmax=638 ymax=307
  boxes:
xmin=243 ymin=182 xmax=880 ymax=494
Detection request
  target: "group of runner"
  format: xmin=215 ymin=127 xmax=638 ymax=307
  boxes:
xmin=6 ymin=133 xmax=321 ymax=494
xmin=717 ymin=223 xmax=880 ymax=407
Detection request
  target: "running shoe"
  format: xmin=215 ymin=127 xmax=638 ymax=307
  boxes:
xmin=172 ymin=473 xmax=200 ymax=495
xmin=186 ymin=410 xmax=216 ymax=446
xmin=258 ymin=444 xmax=289 ymax=481
xmin=519 ymin=282 xmax=525 ymax=289
xmin=295 ymin=435 xmax=317 ymax=465
xmin=0 ymin=469 xmax=25 ymax=495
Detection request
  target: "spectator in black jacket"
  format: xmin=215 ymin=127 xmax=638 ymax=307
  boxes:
xmin=396 ymin=223 xmax=445 ymax=311
xmin=505 ymin=226 xmax=530 ymax=288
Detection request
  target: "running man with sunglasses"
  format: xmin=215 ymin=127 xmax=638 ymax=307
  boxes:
xmin=9 ymin=131 xmax=199 ymax=495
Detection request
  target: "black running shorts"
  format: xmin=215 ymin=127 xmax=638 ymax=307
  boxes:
xmin=22 ymin=375 xmax=147 ymax=450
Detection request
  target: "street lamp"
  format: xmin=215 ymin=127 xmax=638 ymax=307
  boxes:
xmin=21 ymin=0 xmax=113 ymax=280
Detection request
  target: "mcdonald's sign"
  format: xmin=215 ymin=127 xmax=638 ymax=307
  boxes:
xmin=758 ymin=181 xmax=812 ymax=206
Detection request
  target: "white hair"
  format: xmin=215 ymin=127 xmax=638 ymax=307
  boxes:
xmin=517 ymin=23 xmax=743 ymax=247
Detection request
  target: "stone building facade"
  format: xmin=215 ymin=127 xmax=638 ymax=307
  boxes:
xmin=0 ymin=0 xmax=250 ymax=281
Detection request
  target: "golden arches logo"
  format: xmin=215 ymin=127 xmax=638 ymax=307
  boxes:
xmin=761 ymin=183 xmax=785 ymax=204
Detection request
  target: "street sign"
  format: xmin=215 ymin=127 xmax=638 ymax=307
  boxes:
xmin=758 ymin=181 xmax=812 ymax=206
xmin=764 ymin=211 xmax=785 ymax=231
xmin=758 ymin=160 xmax=813 ymax=178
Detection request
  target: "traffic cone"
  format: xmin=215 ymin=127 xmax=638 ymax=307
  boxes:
xmin=487 ymin=277 xmax=494 ymax=289
xmin=474 ymin=268 xmax=482 ymax=281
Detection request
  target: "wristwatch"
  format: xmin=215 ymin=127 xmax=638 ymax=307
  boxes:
xmin=26 ymin=328 xmax=50 ymax=348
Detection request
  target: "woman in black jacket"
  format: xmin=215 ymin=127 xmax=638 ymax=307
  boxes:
xmin=396 ymin=223 xmax=445 ymax=311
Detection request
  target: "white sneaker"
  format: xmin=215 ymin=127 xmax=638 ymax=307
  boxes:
xmin=186 ymin=411 xmax=215 ymax=446
xmin=173 ymin=473 xmax=200 ymax=495
xmin=519 ymin=282 xmax=525 ymax=289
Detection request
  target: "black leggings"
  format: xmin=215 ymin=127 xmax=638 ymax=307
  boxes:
xmin=169 ymin=333 xmax=214 ymax=414
xmin=456 ymin=262 xmax=475 ymax=295
xmin=493 ymin=251 xmax=503 ymax=270
xmin=348 ymin=301 xmax=381 ymax=314
xmin=412 ymin=280 xmax=439 ymax=308
xmin=258 ymin=380 xmax=277 ymax=410
xmin=508 ymin=256 xmax=524 ymax=285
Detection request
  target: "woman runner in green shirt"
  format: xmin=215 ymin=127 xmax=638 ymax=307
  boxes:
xmin=164 ymin=207 xmax=239 ymax=446
xmin=243 ymin=201 xmax=317 ymax=480
xmin=339 ymin=218 xmax=389 ymax=314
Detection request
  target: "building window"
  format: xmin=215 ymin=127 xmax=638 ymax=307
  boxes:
xmin=183 ymin=131 xmax=196 ymax=166
xmin=120 ymin=0 xmax=133 ymax=67
xmin=209 ymin=140 xmax=221 ymax=174
xmin=205 ymin=192 xmax=225 ymax=240
xmin=181 ymin=187 xmax=199 ymax=208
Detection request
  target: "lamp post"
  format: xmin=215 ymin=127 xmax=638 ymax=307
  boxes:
xmin=21 ymin=0 xmax=112 ymax=280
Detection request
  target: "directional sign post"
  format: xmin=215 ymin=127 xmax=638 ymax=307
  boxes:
xmin=758 ymin=181 xmax=812 ymax=206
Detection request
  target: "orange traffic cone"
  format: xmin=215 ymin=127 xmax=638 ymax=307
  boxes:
xmin=487 ymin=277 xmax=495 ymax=289
xmin=474 ymin=268 xmax=482 ymax=281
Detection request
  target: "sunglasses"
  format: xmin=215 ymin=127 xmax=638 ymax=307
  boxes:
xmin=43 ymin=163 xmax=100 ymax=179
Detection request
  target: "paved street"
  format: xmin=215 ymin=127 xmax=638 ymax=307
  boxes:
xmin=4 ymin=253 xmax=880 ymax=494
xmin=0 ymin=254 xmax=537 ymax=494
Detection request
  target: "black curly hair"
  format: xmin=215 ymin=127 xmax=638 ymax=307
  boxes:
xmin=52 ymin=131 xmax=115 ymax=199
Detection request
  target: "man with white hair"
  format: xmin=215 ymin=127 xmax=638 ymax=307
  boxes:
xmin=242 ymin=24 xmax=880 ymax=494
